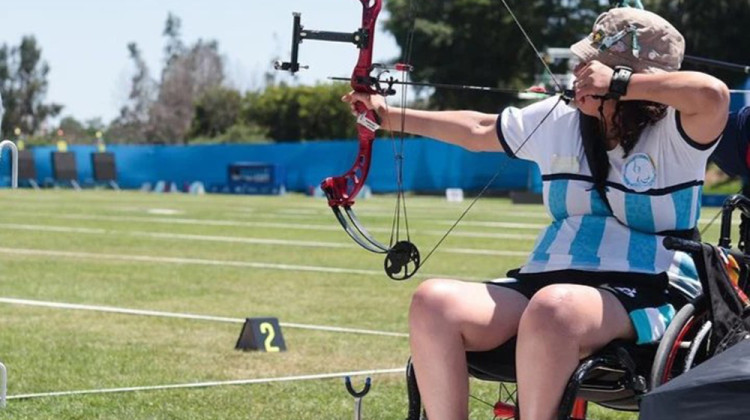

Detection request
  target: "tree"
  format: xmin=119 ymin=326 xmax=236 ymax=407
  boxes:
xmin=58 ymin=116 xmax=86 ymax=142
xmin=162 ymin=13 xmax=185 ymax=69
xmin=84 ymin=117 xmax=106 ymax=138
xmin=384 ymin=0 xmax=750 ymax=111
xmin=646 ymin=0 xmax=750 ymax=88
xmin=213 ymin=122 xmax=269 ymax=143
xmin=148 ymin=15 xmax=225 ymax=143
xmin=108 ymin=13 xmax=226 ymax=144
xmin=190 ymin=86 xmax=242 ymax=138
xmin=384 ymin=0 xmax=606 ymax=112
xmin=244 ymin=83 xmax=355 ymax=141
xmin=108 ymin=43 xmax=155 ymax=143
xmin=0 ymin=36 xmax=62 ymax=137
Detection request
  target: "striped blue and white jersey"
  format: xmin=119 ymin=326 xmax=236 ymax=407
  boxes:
xmin=497 ymin=97 xmax=718 ymax=299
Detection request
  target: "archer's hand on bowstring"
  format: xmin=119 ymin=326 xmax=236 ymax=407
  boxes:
xmin=573 ymin=60 xmax=615 ymax=105
xmin=573 ymin=59 xmax=729 ymax=143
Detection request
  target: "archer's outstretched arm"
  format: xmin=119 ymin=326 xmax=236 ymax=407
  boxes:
xmin=342 ymin=92 xmax=503 ymax=152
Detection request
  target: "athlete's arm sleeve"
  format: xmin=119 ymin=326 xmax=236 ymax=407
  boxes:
xmin=496 ymin=96 xmax=566 ymax=162
xmin=663 ymin=107 xmax=721 ymax=165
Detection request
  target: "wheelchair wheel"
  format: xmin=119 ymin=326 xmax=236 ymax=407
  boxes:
xmin=650 ymin=297 xmax=711 ymax=387
xmin=405 ymin=358 xmax=521 ymax=420
xmin=405 ymin=356 xmax=589 ymax=420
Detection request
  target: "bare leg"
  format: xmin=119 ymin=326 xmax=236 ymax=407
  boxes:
xmin=516 ymin=285 xmax=636 ymax=420
xmin=409 ymin=279 xmax=530 ymax=420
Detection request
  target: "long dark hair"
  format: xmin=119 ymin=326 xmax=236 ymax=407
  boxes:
xmin=581 ymin=100 xmax=668 ymax=205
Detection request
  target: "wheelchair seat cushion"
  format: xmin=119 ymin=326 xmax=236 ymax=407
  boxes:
xmin=466 ymin=337 xmax=517 ymax=382
xmin=466 ymin=337 xmax=656 ymax=384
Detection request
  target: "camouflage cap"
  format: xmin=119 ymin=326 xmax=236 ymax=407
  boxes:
xmin=570 ymin=8 xmax=685 ymax=73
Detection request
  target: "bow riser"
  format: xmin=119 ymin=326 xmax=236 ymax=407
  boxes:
xmin=322 ymin=0 xmax=382 ymax=208
xmin=321 ymin=122 xmax=375 ymax=207
xmin=352 ymin=0 xmax=382 ymax=94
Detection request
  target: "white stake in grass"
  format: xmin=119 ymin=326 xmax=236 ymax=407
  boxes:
xmin=0 ymin=140 xmax=18 ymax=189
xmin=1 ymin=361 xmax=6 ymax=408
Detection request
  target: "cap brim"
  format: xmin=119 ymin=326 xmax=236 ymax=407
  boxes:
xmin=570 ymin=38 xmax=599 ymax=63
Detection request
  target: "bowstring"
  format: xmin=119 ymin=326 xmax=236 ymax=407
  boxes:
xmin=399 ymin=0 xmax=417 ymax=245
xmin=419 ymin=97 xmax=565 ymax=267
xmin=383 ymin=0 xmax=418 ymax=249
xmin=418 ymin=0 xmax=568 ymax=270
xmin=499 ymin=0 xmax=564 ymax=92
xmin=700 ymin=206 xmax=723 ymax=238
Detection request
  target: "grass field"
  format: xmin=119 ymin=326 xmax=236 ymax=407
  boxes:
xmin=0 ymin=190 xmax=725 ymax=419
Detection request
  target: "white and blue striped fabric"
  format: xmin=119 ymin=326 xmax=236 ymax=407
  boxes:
xmin=497 ymin=97 xmax=717 ymax=302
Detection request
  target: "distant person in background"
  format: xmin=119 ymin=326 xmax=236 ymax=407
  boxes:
xmin=710 ymin=107 xmax=750 ymax=193
xmin=0 ymin=91 xmax=4 ymax=136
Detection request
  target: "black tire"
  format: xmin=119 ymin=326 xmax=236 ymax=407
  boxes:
xmin=405 ymin=358 xmax=427 ymax=420
xmin=650 ymin=297 xmax=709 ymax=387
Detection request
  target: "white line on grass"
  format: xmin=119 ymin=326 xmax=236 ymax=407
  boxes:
xmin=0 ymin=210 xmax=542 ymax=240
xmin=0 ymin=247 xmax=487 ymax=281
xmin=0 ymin=297 xmax=409 ymax=338
xmin=273 ymin=208 xmax=551 ymax=220
xmin=2 ymin=208 xmax=726 ymax=236
xmin=0 ymin=223 xmax=353 ymax=249
xmin=0 ymin=223 xmax=531 ymax=257
xmin=439 ymin=220 xmax=547 ymax=230
xmin=7 ymin=367 xmax=405 ymax=401
xmin=14 ymin=211 xmax=545 ymax=237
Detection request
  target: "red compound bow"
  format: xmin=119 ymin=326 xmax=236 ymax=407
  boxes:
xmin=275 ymin=0 xmax=420 ymax=280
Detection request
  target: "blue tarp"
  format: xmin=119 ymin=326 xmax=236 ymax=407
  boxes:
xmin=1 ymin=139 xmax=542 ymax=193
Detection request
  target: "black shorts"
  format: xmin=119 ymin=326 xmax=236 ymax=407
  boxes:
xmin=487 ymin=269 xmax=689 ymax=345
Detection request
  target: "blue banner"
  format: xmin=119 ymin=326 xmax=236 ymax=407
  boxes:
xmin=1 ymin=139 xmax=542 ymax=193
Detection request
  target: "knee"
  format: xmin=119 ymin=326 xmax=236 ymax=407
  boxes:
xmin=409 ymin=278 xmax=461 ymax=327
xmin=521 ymin=285 xmax=585 ymax=339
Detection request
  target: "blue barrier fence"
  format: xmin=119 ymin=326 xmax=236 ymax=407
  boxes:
xmin=0 ymin=139 xmax=542 ymax=193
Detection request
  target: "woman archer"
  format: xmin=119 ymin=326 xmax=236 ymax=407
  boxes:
xmin=344 ymin=7 xmax=729 ymax=420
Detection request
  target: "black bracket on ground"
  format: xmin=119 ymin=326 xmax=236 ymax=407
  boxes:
xmin=345 ymin=376 xmax=371 ymax=420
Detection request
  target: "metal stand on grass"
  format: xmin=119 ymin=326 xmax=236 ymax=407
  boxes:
xmin=345 ymin=376 xmax=371 ymax=420
xmin=1 ymin=361 xmax=7 ymax=408
xmin=0 ymin=140 xmax=18 ymax=189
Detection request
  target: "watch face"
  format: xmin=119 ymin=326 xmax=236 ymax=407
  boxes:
xmin=615 ymin=67 xmax=632 ymax=77
xmin=610 ymin=67 xmax=632 ymax=98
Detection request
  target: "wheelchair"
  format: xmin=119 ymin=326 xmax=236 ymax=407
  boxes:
xmin=404 ymin=194 xmax=750 ymax=420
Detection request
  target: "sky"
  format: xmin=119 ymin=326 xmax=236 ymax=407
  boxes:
xmin=0 ymin=0 xmax=402 ymax=124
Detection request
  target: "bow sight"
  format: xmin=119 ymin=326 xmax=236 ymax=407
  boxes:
xmin=275 ymin=1 xmax=420 ymax=281
xmin=274 ymin=13 xmax=371 ymax=74
xmin=273 ymin=11 xmax=409 ymax=97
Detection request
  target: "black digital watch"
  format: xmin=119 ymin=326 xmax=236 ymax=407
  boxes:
xmin=608 ymin=66 xmax=633 ymax=100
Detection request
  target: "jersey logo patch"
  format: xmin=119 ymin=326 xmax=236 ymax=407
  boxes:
xmin=622 ymin=153 xmax=656 ymax=192
xmin=551 ymin=154 xmax=580 ymax=173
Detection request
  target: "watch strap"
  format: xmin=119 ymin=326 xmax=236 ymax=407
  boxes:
xmin=608 ymin=66 xmax=633 ymax=100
